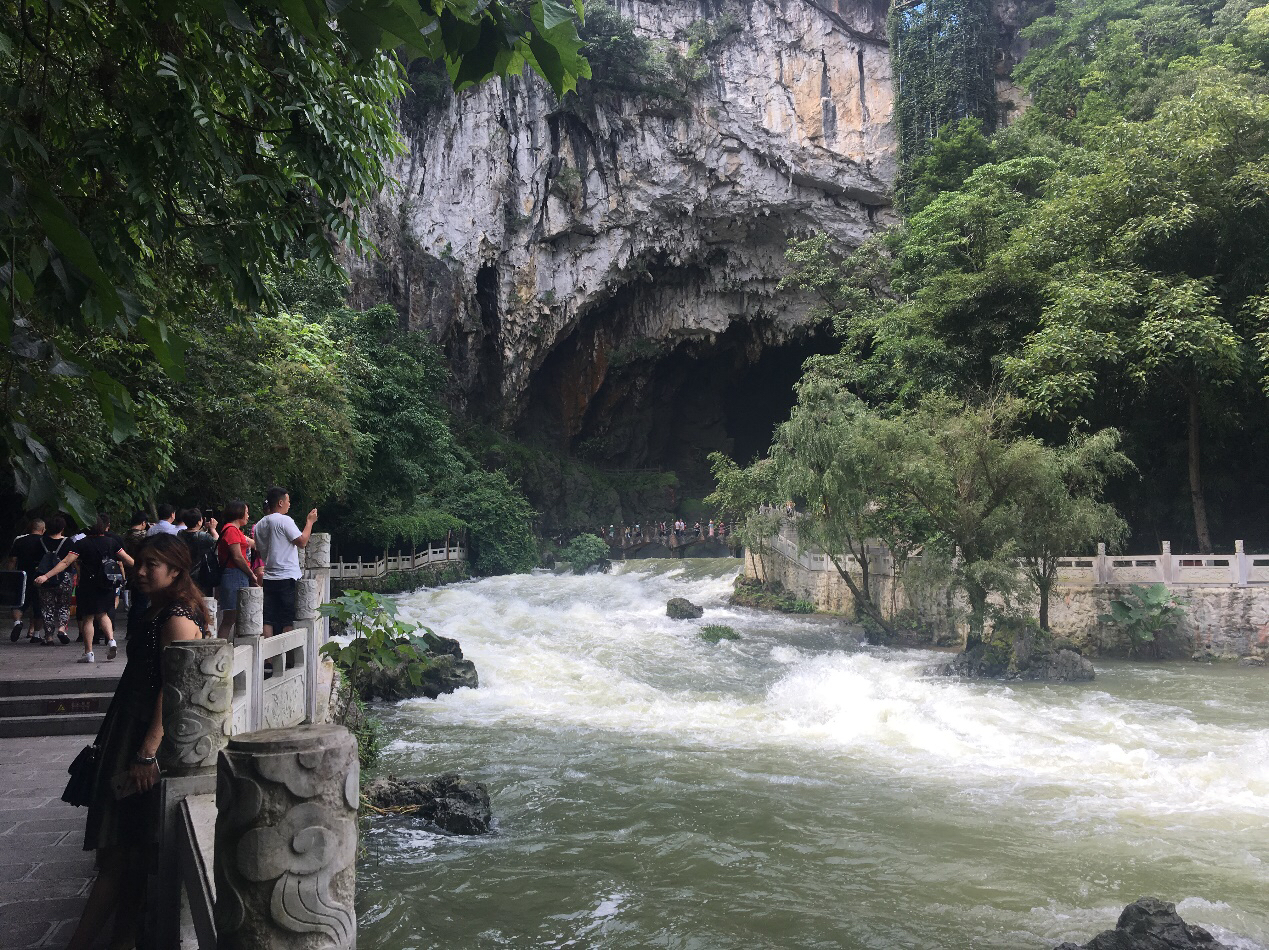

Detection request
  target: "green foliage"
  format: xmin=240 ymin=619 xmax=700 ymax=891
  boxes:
xmin=670 ymin=15 xmax=744 ymax=86
xmin=319 ymin=591 xmax=437 ymax=694
xmin=444 ymin=469 xmax=539 ymax=576
xmin=1 ymin=0 xmax=589 ymax=518
xmin=337 ymin=690 xmax=388 ymax=772
xmin=888 ymin=0 xmax=997 ymax=171
xmin=788 ymin=0 xmax=1269 ymax=550
xmin=1098 ymin=583 xmax=1186 ymax=657
xmin=575 ymin=1 xmax=677 ymax=98
xmin=700 ymin=624 xmax=740 ymax=643
xmin=730 ymin=577 xmax=815 ymax=614
xmin=562 ymin=533 xmax=610 ymax=573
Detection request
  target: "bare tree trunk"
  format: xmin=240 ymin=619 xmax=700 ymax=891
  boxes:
xmin=1187 ymin=385 xmax=1213 ymax=554
xmin=830 ymin=555 xmax=895 ymax=638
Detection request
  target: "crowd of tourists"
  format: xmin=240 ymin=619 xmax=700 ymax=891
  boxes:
xmin=4 ymin=486 xmax=318 ymax=663
xmin=604 ymin=519 xmax=735 ymax=546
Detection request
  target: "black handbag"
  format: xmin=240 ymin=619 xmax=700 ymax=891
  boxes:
xmin=62 ymin=744 xmax=99 ymax=807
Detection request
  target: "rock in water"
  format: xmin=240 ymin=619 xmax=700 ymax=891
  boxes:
xmin=666 ymin=597 xmax=704 ymax=620
xmin=1053 ymin=897 xmax=1230 ymax=949
xmin=931 ymin=645 xmax=1095 ymax=682
xmin=353 ymin=642 xmax=479 ymax=701
xmin=362 ymin=773 xmax=493 ymax=835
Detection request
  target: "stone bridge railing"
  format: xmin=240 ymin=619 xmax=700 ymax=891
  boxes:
xmin=149 ymin=532 xmax=358 ymax=948
xmin=764 ymin=530 xmax=1269 ymax=588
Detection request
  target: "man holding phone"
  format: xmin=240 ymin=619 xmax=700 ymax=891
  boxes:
xmin=253 ymin=487 xmax=317 ymax=637
xmin=6 ymin=518 xmax=46 ymax=642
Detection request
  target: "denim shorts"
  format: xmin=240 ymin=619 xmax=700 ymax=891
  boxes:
xmin=217 ymin=567 xmax=251 ymax=610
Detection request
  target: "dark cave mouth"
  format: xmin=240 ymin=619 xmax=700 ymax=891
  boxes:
xmin=516 ymin=316 xmax=838 ymax=492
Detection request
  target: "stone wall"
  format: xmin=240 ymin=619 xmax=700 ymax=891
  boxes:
xmin=748 ymin=550 xmax=1269 ymax=659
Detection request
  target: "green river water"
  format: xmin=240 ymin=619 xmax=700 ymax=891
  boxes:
xmin=355 ymin=559 xmax=1269 ymax=949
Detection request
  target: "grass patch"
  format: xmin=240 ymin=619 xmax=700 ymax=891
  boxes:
xmin=700 ymin=624 xmax=740 ymax=643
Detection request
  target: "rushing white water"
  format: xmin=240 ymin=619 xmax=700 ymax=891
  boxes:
xmin=358 ymin=559 xmax=1269 ymax=949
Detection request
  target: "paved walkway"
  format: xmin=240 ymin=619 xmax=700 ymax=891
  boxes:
xmin=0 ymin=734 xmax=95 ymax=949
xmin=2 ymin=635 xmax=126 ymax=682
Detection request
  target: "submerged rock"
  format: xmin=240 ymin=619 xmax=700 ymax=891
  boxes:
xmin=1053 ymin=897 xmax=1229 ymax=949
xmin=362 ymin=773 xmax=493 ymax=835
xmin=931 ymin=644 xmax=1095 ymax=682
xmin=667 ymin=597 xmax=704 ymax=620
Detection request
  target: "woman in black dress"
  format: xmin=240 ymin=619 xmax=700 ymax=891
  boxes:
xmin=65 ymin=534 xmax=208 ymax=950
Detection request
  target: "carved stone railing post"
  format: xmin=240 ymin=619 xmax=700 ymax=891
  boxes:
xmin=214 ymin=725 xmax=359 ymax=950
xmin=150 ymin=639 xmax=234 ymax=946
xmin=160 ymin=639 xmax=233 ymax=777
xmin=237 ymin=587 xmax=265 ymax=731
xmin=296 ymin=579 xmax=321 ymax=724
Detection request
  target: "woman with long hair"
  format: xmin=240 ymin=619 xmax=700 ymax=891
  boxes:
xmin=65 ymin=534 xmax=208 ymax=950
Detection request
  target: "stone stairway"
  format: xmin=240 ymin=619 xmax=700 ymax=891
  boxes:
xmin=0 ymin=670 xmax=119 ymax=738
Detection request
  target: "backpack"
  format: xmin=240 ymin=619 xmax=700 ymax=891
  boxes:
xmin=37 ymin=538 xmax=72 ymax=588
xmin=185 ymin=533 xmax=222 ymax=590
xmin=100 ymin=555 xmax=125 ymax=589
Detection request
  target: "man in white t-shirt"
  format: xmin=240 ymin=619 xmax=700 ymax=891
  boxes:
xmin=254 ymin=486 xmax=318 ymax=637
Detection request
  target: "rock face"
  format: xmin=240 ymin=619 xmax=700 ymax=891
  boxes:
xmin=1054 ymin=898 xmax=1230 ymax=950
xmin=932 ymin=645 xmax=1096 ymax=682
xmin=667 ymin=597 xmax=704 ymax=619
xmin=362 ymin=773 xmax=493 ymax=835
xmin=346 ymin=0 xmax=1043 ymax=478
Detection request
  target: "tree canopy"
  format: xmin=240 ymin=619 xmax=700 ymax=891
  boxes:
xmin=1 ymin=0 xmax=589 ymax=518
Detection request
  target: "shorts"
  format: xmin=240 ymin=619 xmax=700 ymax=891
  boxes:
xmin=77 ymin=584 xmax=117 ymax=618
xmin=262 ymin=578 xmax=297 ymax=632
xmin=21 ymin=583 xmax=41 ymax=618
xmin=217 ymin=568 xmax=252 ymax=611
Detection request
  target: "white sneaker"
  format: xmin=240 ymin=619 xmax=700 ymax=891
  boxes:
xmin=107 ymin=640 xmax=117 ymax=660
xmin=78 ymin=651 xmax=94 ymax=664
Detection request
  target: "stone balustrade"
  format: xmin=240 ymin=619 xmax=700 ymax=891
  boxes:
xmin=330 ymin=539 xmax=466 ymax=579
xmin=153 ymin=533 xmax=349 ymax=948
xmin=765 ymin=529 xmax=1268 ymax=588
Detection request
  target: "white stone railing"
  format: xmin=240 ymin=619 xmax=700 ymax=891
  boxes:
xmin=155 ymin=532 xmax=337 ymax=949
xmin=330 ymin=540 xmax=466 ymax=579
xmin=762 ymin=530 xmax=1268 ymax=588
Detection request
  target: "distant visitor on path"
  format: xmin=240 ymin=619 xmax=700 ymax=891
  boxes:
xmin=63 ymin=534 xmax=207 ymax=950
xmin=6 ymin=517 xmax=46 ymax=643
xmin=254 ymin=486 xmax=317 ymax=637
xmin=42 ymin=515 xmax=134 ymax=663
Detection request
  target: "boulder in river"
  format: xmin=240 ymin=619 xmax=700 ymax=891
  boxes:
xmin=352 ymin=638 xmax=479 ymax=701
xmin=1053 ymin=897 xmax=1230 ymax=949
xmin=362 ymin=773 xmax=493 ymax=835
xmin=930 ymin=644 xmax=1095 ymax=682
xmin=667 ymin=597 xmax=704 ymax=620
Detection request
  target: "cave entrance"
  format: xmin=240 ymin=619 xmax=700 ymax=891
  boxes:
xmin=516 ymin=315 xmax=837 ymax=495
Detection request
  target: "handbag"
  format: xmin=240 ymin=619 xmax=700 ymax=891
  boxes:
xmin=62 ymin=744 xmax=99 ymax=807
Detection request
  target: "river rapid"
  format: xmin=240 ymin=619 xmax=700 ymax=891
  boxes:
xmin=357 ymin=559 xmax=1269 ymax=949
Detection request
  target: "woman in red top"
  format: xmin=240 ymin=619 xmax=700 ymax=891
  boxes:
xmin=215 ymin=500 xmax=257 ymax=639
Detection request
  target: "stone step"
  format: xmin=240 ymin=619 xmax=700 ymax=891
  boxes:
xmin=0 ymin=692 xmax=114 ymax=718
xmin=0 ymin=712 xmax=103 ymax=738
xmin=0 ymin=674 xmax=121 ymax=698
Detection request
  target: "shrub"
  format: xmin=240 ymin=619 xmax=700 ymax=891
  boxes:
xmin=1099 ymin=584 xmax=1186 ymax=658
xmin=562 ymin=533 xmax=610 ymax=573
xmin=319 ymin=591 xmax=436 ymax=696
xmin=700 ymin=624 xmax=740 ymax=643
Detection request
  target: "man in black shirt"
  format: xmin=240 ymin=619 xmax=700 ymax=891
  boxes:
xmin=6 ymin=518 xmax=46 ymax=642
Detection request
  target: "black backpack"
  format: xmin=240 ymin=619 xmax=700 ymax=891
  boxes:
xmin=185 ymin=534 xmax=222 ymax=590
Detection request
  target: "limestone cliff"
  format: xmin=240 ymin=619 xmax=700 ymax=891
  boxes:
xmin=346 ymin=0 xmax=1034 ymax=479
